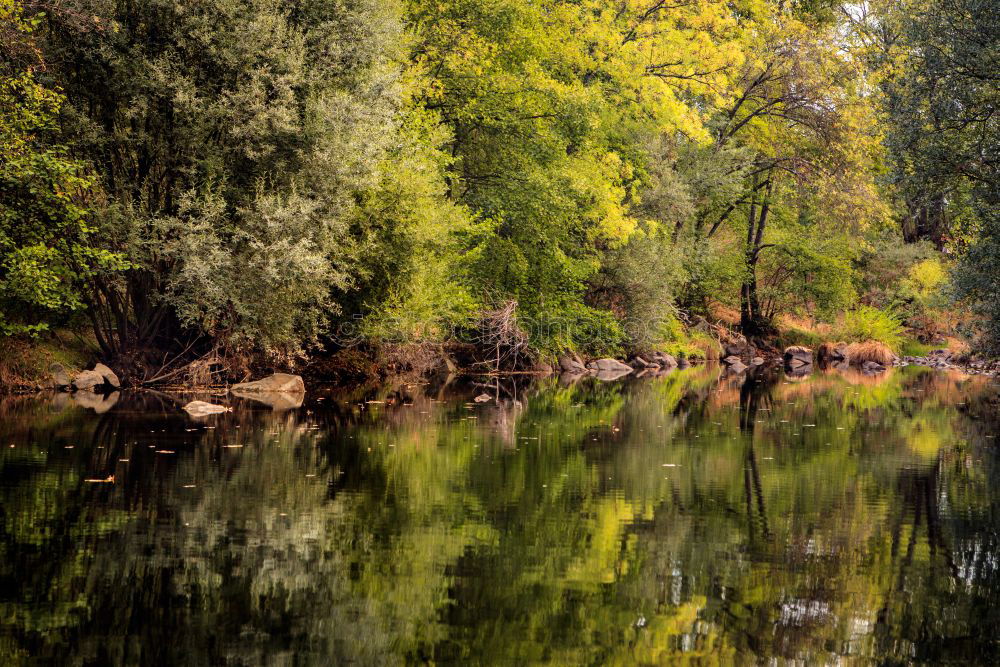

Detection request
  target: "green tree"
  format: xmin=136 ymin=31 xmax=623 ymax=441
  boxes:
xmin=0 ymin=1 xmax=116 ymax=336
xmin=36 ymin=0 xmax=410 ymax=374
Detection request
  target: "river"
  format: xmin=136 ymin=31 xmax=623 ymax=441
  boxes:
xmin=2 ymin=365 xmax=999 ymax=664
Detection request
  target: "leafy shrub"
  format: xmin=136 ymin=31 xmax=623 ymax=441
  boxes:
xmin=838 ymin=306 xmax=905 ymax=352
xmin=902 ymin=258 xmax=948 ymax=303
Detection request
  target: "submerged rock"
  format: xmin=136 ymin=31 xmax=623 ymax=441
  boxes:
xmin=474 ymin=393 xmax=492 ymax=403
xmin=862 ymin=361 xmax=887 ymax=375
xmin=230 ymin=373 xmax=305 ymax=394
xmin=183 ymin=400 xmax=230 ymax=416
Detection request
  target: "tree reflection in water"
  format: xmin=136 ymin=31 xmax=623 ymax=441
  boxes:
xmin=1 ymin=366 xmax=999 ymax=663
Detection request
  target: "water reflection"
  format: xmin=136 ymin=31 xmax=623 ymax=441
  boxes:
xmin=1 ymin=365 xmax=999 ymax=663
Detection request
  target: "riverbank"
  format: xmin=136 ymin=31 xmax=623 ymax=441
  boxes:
xmin=5 ymin=321 xmax=997 ymax=395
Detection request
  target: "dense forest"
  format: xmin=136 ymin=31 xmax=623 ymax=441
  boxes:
xmin=1 ymin=0 xmax=998 ymax=383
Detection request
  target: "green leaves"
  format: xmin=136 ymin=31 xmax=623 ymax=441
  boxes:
xmin=0 ymin=70 xmax=112 ymax=336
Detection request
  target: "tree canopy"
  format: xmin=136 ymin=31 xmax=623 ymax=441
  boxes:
xmin=1 ymin=0 xmax=997 ymax=375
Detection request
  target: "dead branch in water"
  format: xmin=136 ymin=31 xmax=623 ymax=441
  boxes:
xmin=475 ymin=300 xmax=530 ymax=373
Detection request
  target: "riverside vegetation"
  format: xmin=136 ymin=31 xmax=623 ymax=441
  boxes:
xmin=2 ymin=0 xmax=999 ymax=387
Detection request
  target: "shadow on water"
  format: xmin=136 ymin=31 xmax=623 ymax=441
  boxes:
xmin=2 ymin=365 xmax=1000 ymax=663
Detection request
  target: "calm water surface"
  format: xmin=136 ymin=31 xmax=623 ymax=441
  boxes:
xmin=3 ymin=365 xmax=1000 ymax=664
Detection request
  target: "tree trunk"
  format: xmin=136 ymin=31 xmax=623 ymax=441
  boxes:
xmin=741 ymin=177 xmax=774 ymax=336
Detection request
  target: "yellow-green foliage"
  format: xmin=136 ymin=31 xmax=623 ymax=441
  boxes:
xmin=655 ymin=317 xmax=720 ymax=360
xmin=838 ymin=306 xmax=905 ymax=352
xmin=902 ymin=258 xmax=948 ymax=302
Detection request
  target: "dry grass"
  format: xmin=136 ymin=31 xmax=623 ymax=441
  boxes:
xmin=945 ymin=336 xmax=971 ymax=356
xmin=779 ymin=314 xmax=835 ymax=338
xmin=709 ymin=303 xmax=741 ymax=327
xmin=846 ymin=341 xmax=896 ymax=366
xmin=692 ymin=336 xmax=722 ymax=361
xmin=818 ymin=341 xmax=849 ymax=360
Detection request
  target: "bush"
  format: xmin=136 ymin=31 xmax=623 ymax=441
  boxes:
xmin=838 ymin=306 xmax=905 ymax=352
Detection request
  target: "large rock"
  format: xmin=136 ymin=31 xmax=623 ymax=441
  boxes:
xmin=230 ymin=390 xmax=304 ymax=411
xmin=558 ymin=354 xmax=587 ymax=374
xmin=630 ymin=356 xmax=652 ymax=369
xmin=533 ymin=361 xmax=553 ymax=376
xmin=653 ymin=352 xmax=678 ymax=368
xmin=862 ymin=360 xmax=887 ymax=375
xmin=722 ymin=355 xmax=742 ymax=366
xmin=727 ymin=360 xmax=748 ymax=374
xmin=93 ymin=362 xmax=121 ymax=388
xmin=586 ymin=358 xmax=633 ymax=374
xmin=72 ymin=369 xmax=106 ymax=392
xmin=724 ymin=341 xmax=755 ymax=359
xmin=783 ymin=346 xmax=813 ymax=365
xmin=49 ymin=363 xmax=72 ymax=389
xmin=230 ymin=373 xmax=305 ymax=394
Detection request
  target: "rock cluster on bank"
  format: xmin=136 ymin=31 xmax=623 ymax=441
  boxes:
xmin=556 ymin=351 xmax=680 ymax=381
xmin=49 ymin=362 xmax=121 ymax=392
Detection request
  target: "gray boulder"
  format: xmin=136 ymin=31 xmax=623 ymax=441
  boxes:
xmin=727 ymin=361 xmax=748 ymax=374
xmin=587 ymin=358 xmax=633 ymax=373
xmin=558 ymin=354 xmax=587 ymax=374
xmin=783 ymin=346 xmax=814 ymax=364
xmin=653 ymin=352 xmax=678 ymax=368
xmin=724 ymin=340 xmax=755 ymax=359
xmin=93 ymin=362 xmax=121 ymax=388
xmin=49 ymin=363 xmax=72 ymax=389
xmin=231 ymin=390 xmax=304 ymax=411
xmin=72 ymin=369 xmax=106 ymax=392
xmin=722 ymin=355 xmax=742 ymax=365
xmin=630 ymin=356 xmax=652 ymax=369
xmin=230 ymin=373 xmax=305 ymax=394
xmin=751 ymin=357 xmax=765 ymax=366
xmin=862 ymin=360 xmax=887 ymax=375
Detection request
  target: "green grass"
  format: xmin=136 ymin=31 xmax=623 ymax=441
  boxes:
xmin=0 ymin=328 xmax=97 ymax=390
xmin=775 ymin=326 xmax=825 ymax=351
xmin=900 ymin=339 xmax=935 ymax=357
